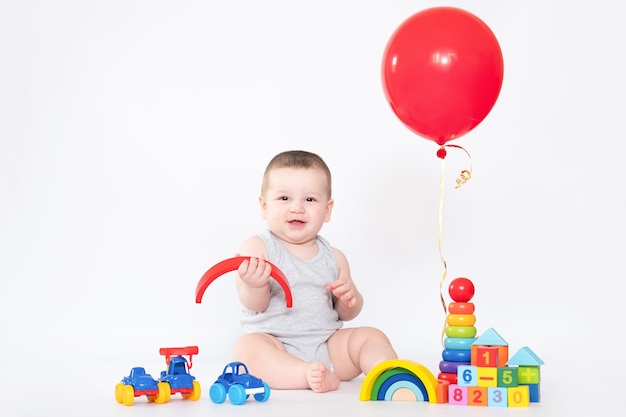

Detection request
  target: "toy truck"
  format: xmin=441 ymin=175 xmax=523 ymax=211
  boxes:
xmin=115 ymin=346 xmax=201 ymax=406
xmin=209 ymin=361 xmax=270 ymax=405
xmin=115 ymin=367 xmax=170 ymax=405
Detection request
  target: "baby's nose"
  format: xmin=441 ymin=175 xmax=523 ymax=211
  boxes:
xmin=289 ymin=202 xmax=304 ymax=213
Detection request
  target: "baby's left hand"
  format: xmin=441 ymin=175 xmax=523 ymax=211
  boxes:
xmin=326 ymin=278 xmax=358 ymax=308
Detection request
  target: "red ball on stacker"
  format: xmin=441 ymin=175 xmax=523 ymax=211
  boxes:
xmin=448 ymin=277 xmax=475 ymax=302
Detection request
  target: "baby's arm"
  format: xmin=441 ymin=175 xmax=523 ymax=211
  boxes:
xmin=326 ymin=248 xmax=363 ymax=321
xmin=235 ymin=236 xmax=272 ymax=312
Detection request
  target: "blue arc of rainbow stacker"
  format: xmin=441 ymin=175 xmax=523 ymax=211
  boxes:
xmin=359 ymin=359 xmax=439 ymax=403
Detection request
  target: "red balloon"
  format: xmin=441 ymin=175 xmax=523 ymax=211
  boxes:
xmin=382 ymin=7 xmax=504 ymax=145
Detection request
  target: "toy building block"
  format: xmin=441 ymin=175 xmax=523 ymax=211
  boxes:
xmin=517 ymin=366 xmax=540 ymax=384
xmin=473 ymin=328 xmax=508 ymax=346
xmin=475 ymin=346 xmax=500 ymax=367
xmin=435 ymin=380 xmax=450 ymax=403
xmin=448 ymin=385 xmax=468 ymax=405
xmin=476 ymin=367 xmax=498 ymax=387
xmin=497 ymin=367 xmax=519 ymax=388
xmin=467 ymin=386 xmax=488 ymax=406
xmin=487 ymin=387 xmax=508 ymax=407
xmin=525 ymin=383 xmax=541 ymax=402
xmin=457 ymin=365 xmax=477 ymax=386
xmin=507 ymin=347 xmax=543 ymax=385
xmin=471 ymin=328 xmax=509 ymax=367
xmin=507 ymin=385 xmax=530 ymax=407
xmin=507 ymin=346 xmax=544 ymax=367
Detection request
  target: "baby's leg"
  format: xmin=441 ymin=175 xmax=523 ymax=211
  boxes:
xmin=233 ymin=333 xmax=340 ymax=392
xmin=328 ymin=327 xmax=398 ymax=381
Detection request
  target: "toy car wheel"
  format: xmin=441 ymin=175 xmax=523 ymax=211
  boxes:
xmin=254 ymin=382 xmax=271 ymax=402
xmin=209 ymin=382 xmax=227 ymax=404
xmin=115 ymin=383 xmax=124 ymax=403
xmin=155 ymin=382 xmax=171 ymax=404
xmin=122 ymin=384 xmax=135 ymax=406
xmin=188 ymin=380 xmax=201 ymax=401
xmin=228 ymin=384 xmax=247 ymax=405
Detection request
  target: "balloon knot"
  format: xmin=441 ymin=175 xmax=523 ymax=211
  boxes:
xmin=437 ymin=147 xmax=447 ymax=159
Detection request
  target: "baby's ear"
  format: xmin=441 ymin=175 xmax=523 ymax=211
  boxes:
xmin=324 ymin=199 xmax=334 ymax=222
xmin=259 ymin=195 xmax=268 ymax=219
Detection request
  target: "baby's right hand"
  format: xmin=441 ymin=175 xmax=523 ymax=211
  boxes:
xmin=237 ymin=256 xmax=272 ymax=289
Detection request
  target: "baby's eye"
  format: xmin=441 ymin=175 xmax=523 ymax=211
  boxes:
xmin=305 ymin=197 xmax=316 ymax=202
xmin=279 ymin=196 xmax=289 ymax=201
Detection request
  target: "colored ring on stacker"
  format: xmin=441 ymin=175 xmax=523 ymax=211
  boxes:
xmin=442 ymin=349 xmax=472 ymax=362
xmin=446 ymin=314 xmax=476 ymax=326
xmin=439 ymin=360 xmax=470 ymax=374
xmin=445 ymin=325 xmax=477 ymax=338
xmin=437 ymin=372 xmax=458 ymax=384
xmin=444 ymin=337 xmax=476 ymax=350
xmin=448 ymin=302 xmax=475 ymax=314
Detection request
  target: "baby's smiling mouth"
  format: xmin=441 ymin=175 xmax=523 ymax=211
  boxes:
xmin=288 ymin=220 xmax=305 ymax=224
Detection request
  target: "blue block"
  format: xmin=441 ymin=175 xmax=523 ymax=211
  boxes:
xmin=525 ymin=383 xmax=540 ymax=402
xmin=457 ymin=365 xmax=477 ymax=386
xmin=488 ymin=387 xmax=508 ymax=407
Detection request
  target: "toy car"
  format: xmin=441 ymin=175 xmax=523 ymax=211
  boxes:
xmin=115 ymin=367 xmax=170 ymax=406
xmin=115 ymin=346 xmax=201 ymax=406
xmin=209 ymin=361 xmax=270 ymax=405
xmin=158 ymin=347 xmax=201 ymax=401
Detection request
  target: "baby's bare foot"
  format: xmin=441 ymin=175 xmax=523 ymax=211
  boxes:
xmin=306 ymin=362 xmax=340 ymax=393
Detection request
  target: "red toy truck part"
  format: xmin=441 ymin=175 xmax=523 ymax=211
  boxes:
xmin=195 ymin=256 xmax=293 ymax=308
xmin=160 ymin=346 xmax=199 ymax=368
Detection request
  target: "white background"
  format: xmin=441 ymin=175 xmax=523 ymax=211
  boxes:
xmin=1 ymin=1 xmax=624 ymax=416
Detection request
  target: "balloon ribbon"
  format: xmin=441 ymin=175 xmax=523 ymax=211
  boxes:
xmin=437 ymin=144 xmax=473 ymax=345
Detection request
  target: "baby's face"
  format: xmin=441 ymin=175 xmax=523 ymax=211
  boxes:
xmin=260 ymin=167 xmax=333 ymax=246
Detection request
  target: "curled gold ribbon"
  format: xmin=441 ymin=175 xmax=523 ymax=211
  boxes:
xmin=437 ymin=144 xmax=473 ymax=346
xmin=445 ymin=144 xmax=473 ymax=189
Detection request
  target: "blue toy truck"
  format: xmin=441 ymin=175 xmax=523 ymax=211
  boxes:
xmin=115 ymin=346 xmax=201 ymax=406
xmin=116 ymin=367 xmax=169 ymax=405
xmin=209 ymin=361 xmax=270 ymax=405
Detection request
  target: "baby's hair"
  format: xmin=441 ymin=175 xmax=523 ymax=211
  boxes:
xmin=261 ymin=150 xmax=332 ymax=197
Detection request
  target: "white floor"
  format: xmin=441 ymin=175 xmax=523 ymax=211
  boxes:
xmin=7 ymin=352 xmax=620 ymax=417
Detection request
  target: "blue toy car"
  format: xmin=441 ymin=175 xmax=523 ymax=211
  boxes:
xmin=209 ymin=362 xmax=270 ymax=405
xmin=158 ymin=353 xmax=201 ymax=401
xmin=115 ymin=367 xmax=170 ymax=406
xmin=115 ymin=346 xmax=201 ymax=406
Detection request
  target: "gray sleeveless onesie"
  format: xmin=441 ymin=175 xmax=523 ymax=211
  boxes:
xmin=240 ymin=229 xmax=343 ymax=368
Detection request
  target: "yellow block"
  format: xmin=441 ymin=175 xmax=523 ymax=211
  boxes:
xmin=508 ymin=385 xmax=530 ymax=407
